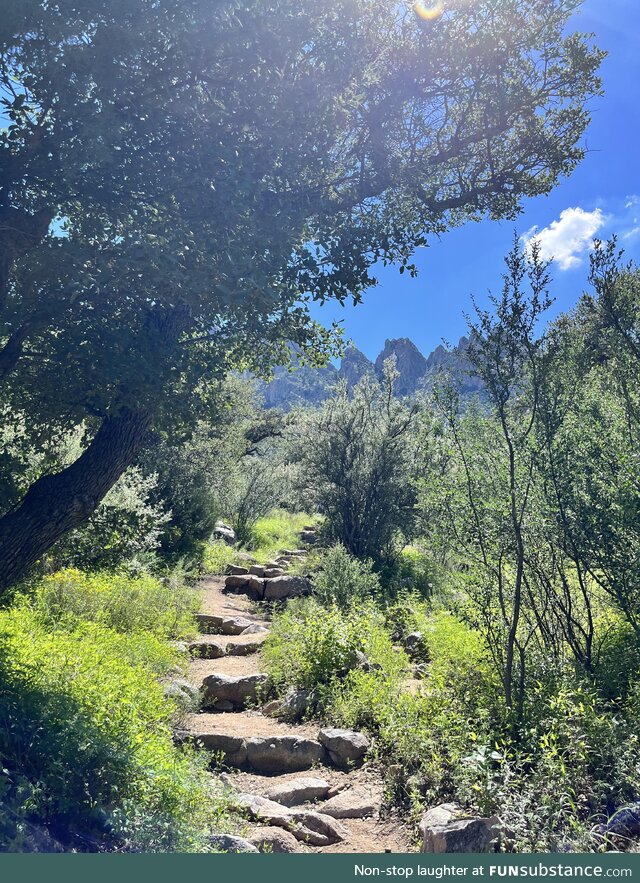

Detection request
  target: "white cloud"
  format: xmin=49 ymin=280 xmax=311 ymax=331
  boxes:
xmin=522 ymin=207 xmax=606 ymax=271
xmin=623 ymin=226 xmax=640 ymax=241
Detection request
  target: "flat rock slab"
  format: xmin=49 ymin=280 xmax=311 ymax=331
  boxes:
xmin=318 ymin=727 xmax=370 ymax=768
xmin=321 ymin=788 xmax=379 ymax=819
xmin=264 ymin=776 xmax=331 ymax=807
xmin=202 ymin=672 xmax=269 ymax=710
xmin=236 ymin=794 xmax=347 ymax=846
xmin=246 ymin=735 xmax=326 ymax=773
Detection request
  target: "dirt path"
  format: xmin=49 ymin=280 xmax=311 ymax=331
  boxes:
xmin=183 ymin=554 xmax=414 ymax=854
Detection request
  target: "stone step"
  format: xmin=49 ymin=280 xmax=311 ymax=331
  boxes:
xmin=234 ymin=793 xmax=348 ymax=846
xmin=202 ymin=672 xmax=270 ymax=711
xmin=185 ymin=714 xmax=371 ymax=773
xmin=185 ymin=713 xmax=327 ymax=773
xmin=194 ymin=612 xmax=258 ymax=635
xmin=188 ymin=632 xmax=267 ymax=659
xmin=223 ymin=573 xmax=312 ymax=602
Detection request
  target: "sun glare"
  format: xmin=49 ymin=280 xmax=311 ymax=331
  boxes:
xmin=413 ymin=1 xmax=445 ymax=22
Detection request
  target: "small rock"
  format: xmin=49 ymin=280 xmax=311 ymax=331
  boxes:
xmin=241 ymin=623 xmax=269 ymax=635
xmin=249 ymin=826 xmax=300 ymax=853
xmin=213 ymin=521 xmax=236 ymax=545
xmin=265 ymin=776 xmax=331 ymax=807
xmin=226 ymin=564 xmax=250 ymax=576
xmin=414 ymin=663 xmax=430 ymax=679
xmin=209 ymin=833 xmax=258 ymax=853
xmin=202 ymin=672 xmax=270 ymax=709
xmin=318 ymin=727 xmax=370 ymax=768
xmin=277 ymin=687 xmax=315 ymax=722
xmin=264 ymin=575 xmax=313 ymax=601
xmin=419 ymin=803 xmax=499 ymax=854
xmin=220 ymin=616 xmax=256 ymax=635
xmin=321 ymin=787 xmax=379 ymax=819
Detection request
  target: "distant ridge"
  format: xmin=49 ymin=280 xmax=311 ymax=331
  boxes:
xmin=258 ymin=336 xmax=483 ymax=410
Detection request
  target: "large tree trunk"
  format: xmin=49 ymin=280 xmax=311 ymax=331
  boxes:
xmin=0 ymin=407 xmax=150 ymax=594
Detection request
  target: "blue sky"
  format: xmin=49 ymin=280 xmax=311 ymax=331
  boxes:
xmin=310 ymin=0 xmax=640 ymax=361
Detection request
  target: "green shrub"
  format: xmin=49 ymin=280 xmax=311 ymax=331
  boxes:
xmin=202 ymin=540 xmax=242 ymax=575
xmin=26 ymin=568 xmax=198 ymax=639
xmin=0 ymin=606 xmax=231 ymax=851
xmin=313 ymin=544 xmax=381 ymax=609
xmin=263 ymin=597 xmax=406 ymax=706
xmin=248 ymin=510 xmax=314 ymax=562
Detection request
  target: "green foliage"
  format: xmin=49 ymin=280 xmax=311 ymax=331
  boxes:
xmin=202 ymin=540 xmax=242 ymax=576
xmin=248 ymin=510 xmax=313 ymax=563
xmin=313 ymin=544 xmax=381 ymax=609
xmin=0 ymin=600 xmax=231 ymax=852
xmin=263 ymin=597 xmax=406 ymax=705
xmin=290 ymin=369 xmax=420 ymax=561
xmin=25 ymin=568 xmax=198 ymax=640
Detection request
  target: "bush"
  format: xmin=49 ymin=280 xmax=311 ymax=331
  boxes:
xmin=289 ymin=368 xmax=419 ymax=561
xmin=0 ymin=604 xmax=231 ymax=852
xmin=26 ymin=568 xmax=198 ymax=639
xmin=248 ymin=510 xmax=313 ymax=562
xmin=263 ymin=597 xmax=407 ymax=708
xmin=313 ymin=544 xmax=381 ymax=609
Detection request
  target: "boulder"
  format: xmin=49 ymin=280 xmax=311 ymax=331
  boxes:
xmin=202 ymin=672 xmax=269 ymax=710
xmin=318 ymin=727 xmax=370 ymax=768
xmin=264 ymin=568 xmax=285 ymax=578
xmin=188 ymin=639 xmax=226 ymax=659
xmin=220 ymin=616 xmax=256 ymax=635
xmin=226 ymin=564 xmax=250 ymax=576
xmin=213 ymin=521 xmax=236 ymax=545
xmin=419 ymin=803 xmax=499 ymax=854
xmin=264 ymin=776 xmax=331 ymax=807
xmin=249 ymin=565 xmax=266 ymax=577
xmin=286 ymin=809 xmax=348 ymax=846
xmin=300 ymin=531 xmax=317 ymax=545
xmin=321 ymin=787 xmax=379 ymax=819
xmin=263 ymin=575 xmax=313 ymax=601
xmin=224 ymin=574 xmax=265 ymax=601
xmin=246 ymin=735 xmax=326 ymax=773
xmin=404 ymin=631 xmax=428 ymax=660
xmin=209 ymin=833 xmax=258 ymax=854
xmin=249 ymin=826 xmax=300 ymax=853
xmin=235 ymin=794 xmax=346 ymax=846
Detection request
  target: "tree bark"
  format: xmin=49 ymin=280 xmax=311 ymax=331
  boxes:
xmin=0 ymin=407 xmax=151 ymax=594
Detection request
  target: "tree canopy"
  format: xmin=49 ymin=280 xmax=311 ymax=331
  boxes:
xmin=0 ymin=0 xmax=603 ymax=590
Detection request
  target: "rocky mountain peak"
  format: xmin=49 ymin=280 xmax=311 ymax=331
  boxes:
xmin=374 ymin=338 xmax=428 ymax=396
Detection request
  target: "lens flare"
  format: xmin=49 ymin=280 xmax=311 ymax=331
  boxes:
xmin=413 ymin=1 xmax=445 ymax=21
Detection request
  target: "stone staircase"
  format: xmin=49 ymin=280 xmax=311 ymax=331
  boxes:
xmin=181 ymin=535 xmax=413 ymax=854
